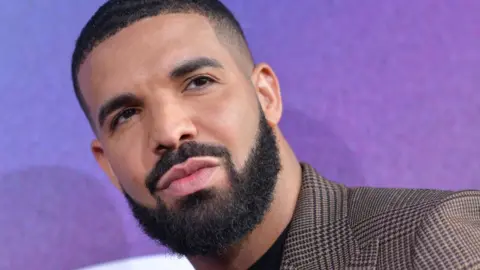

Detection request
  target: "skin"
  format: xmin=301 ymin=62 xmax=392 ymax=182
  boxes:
xmin=77 ymin=13 xmax=302 ymax=270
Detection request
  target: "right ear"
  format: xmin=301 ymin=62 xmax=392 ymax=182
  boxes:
xmin=91 ymin=139 xmax=121 ymax=190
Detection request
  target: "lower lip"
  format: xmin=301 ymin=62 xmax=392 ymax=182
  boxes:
xmin=159 ymin=166 xmax=218 ymax=197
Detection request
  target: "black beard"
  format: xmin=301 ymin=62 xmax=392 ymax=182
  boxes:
xmin=124 ymin=111 xmax=281 ymax=256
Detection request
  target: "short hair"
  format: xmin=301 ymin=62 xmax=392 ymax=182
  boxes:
xmin=71 ymin=0 xmax=253 ymax=127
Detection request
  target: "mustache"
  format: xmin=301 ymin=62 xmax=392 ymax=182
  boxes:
xmin=145 ymin=141 xmax=229 ymax=194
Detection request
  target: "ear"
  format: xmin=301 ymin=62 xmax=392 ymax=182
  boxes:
xmin=91 ymin=140 xmax=122 ymax=190
xmin=251 ymin=63 xmax=283 ymax=126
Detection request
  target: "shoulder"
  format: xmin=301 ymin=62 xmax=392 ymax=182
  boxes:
xmin=347 ymin=186 xmax=453 ymax=228
xmin=347 ymin=187 xmax=480 ymax=268
xmin=346 ymin=187 xmax=453 ymax=252
xmin=412 ymin=190 xmax=480 ymax=269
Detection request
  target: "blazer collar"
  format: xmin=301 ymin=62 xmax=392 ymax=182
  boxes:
xmin=280 ymin=163 xmax=378 ymax=269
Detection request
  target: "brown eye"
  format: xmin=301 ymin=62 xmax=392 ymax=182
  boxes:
xmin=110 ymin=108 xmax=138 ymax=130
xmin=185 ymin=76 xmax=215 ymax=91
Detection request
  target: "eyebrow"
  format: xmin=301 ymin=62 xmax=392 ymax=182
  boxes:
xmin=97 ymin=93 xmax=143 ymax=129
xmin=169 ymin=57 xmax=224 ymax=79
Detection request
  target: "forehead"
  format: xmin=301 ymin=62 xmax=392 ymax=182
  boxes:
xmin=77 ymin=13 xmax=237 ymax=111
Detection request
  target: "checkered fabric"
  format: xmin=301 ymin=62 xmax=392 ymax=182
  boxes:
xmin=280 ymin=163 xmax=480 ymax=270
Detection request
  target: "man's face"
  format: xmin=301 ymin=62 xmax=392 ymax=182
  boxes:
xmin=77 ymin=14 xmax=282 ymax=256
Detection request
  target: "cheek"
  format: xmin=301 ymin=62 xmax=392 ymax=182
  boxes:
xmin=105 ymin=140 xmax=156 ymax=205
xmin=195 ymin=87 xmax=259 ymax=168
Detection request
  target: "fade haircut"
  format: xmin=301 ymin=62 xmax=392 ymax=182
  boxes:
xmin=71 ymin=0 xmax=253 ymax=127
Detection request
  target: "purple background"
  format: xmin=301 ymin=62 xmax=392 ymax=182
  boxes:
xmin=1 ymin=0 xmax=479 ymax=269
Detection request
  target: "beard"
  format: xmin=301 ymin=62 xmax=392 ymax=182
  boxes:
xmin=123 ymin=110 xmax=281 ymax=257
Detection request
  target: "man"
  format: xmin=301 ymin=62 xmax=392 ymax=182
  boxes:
xmin=71 ymin=0 xmax=480 ymax=269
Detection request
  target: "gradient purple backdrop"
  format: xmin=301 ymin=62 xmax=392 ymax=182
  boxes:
xmin=1 ymin=0 xmax=479 ymax=269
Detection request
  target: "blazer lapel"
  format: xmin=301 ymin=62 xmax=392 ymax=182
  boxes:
xmin=280 ymin=163 xmax=378 ymax=269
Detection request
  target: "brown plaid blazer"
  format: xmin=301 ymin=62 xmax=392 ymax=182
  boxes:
xmin=280 ymin=163 xmax=480 ymax=269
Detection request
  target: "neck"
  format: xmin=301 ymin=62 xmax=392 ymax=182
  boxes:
xmin=188 ymin=136 xmax=302 ymax=270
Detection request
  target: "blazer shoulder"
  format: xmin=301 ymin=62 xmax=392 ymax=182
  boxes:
xmin=347 ymin=186 xmax=453 ymax=227
xmin=412 ymin=190 xmax=480 ymax=269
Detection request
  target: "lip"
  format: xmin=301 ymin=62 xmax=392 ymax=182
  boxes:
xmin=156 ymin=156 xmax=221 ymax=191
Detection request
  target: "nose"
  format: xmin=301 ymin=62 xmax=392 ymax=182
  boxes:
xmin=148 ymin=101 xmax=197 ymax=153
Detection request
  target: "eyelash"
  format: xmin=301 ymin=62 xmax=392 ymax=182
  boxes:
xmin=184 ymin=75 xmax=216 ymax=91
xmin=110 ymin=107 xmax=138 ymax=131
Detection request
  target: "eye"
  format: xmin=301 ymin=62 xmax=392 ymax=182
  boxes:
xmin=110 ymin=108 xmax=139 ymax=130
xmin=185 ymin=76 xmax=215 ymax=91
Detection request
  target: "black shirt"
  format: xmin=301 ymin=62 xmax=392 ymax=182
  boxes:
xmin=248 ymin=224 xmax=290 ymax=270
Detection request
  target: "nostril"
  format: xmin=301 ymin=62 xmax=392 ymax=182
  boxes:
xmin=179 ymin=133 xmax=194 ymax=142
xmin=154 ymin=144 xmax=168 ymax=156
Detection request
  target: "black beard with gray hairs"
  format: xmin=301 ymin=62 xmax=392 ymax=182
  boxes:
xmin=123 ymin=111 xmax=281 ymax=256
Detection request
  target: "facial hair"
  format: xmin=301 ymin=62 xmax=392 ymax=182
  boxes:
xmin=124 ymin=110 xmax=281 ymax=256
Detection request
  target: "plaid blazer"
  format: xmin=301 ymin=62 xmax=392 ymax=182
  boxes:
xmin=280 ymin=163 xmax=480 ymax=269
